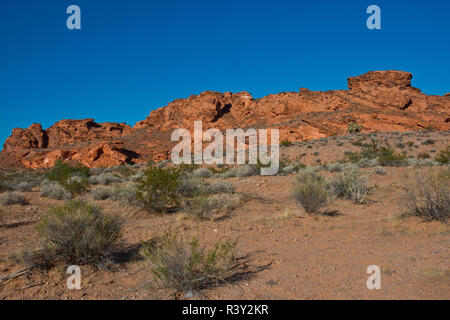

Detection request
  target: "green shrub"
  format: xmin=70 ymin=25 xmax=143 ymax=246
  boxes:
xmin=280 ymin=140 xmax=293 ymax=147
xmin=330 ymin=169 xmax=371 ymax=204
xmin=402 ymin=168 xmax=449 ymax=222
xmin=373 ymin=166 xmax=387 ymax=175
xmin=377 ymin=148 xmax=407 ymax=166
xmin=292 ymin=170 xmax=329 ymax=213
xmin=36 ymin=200 xmax=123 ymax=266
xmin=421 ymin=139 xmax=435 ymax=145
xmin=44 ymin=160 xmax=90 ymax=195
xmin=191 ymin=168 xmax=213 ymax=178
xmin=136 ymin=167 xmax=181 ymax=213
xmin=435 ymin=146 xmax=450 ymax=164
xmin=140 ymin=229 xmax=238 ymax=292
xmin=347 ymin=122 xmax=363 ymax=134
xmin=44 ymin=159 xmax=89 ymax=185
xmin=64 ymin=176 xmax=89 ymax=195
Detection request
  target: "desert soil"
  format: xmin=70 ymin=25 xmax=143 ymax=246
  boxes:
xmin=0 ymin=131 xmax=448 ymax=300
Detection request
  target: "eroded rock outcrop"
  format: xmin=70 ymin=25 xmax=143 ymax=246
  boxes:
xmin=1 ymin=70 xmax=449 ymax=169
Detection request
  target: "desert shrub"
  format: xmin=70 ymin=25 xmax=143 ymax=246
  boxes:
xmin=129 ymin=171 xmax=144 ymax=182
xmin=373 ymin=166 xmax=387 ymax=175
xmin=435 ymin=146 xmax=450 ymax=164
xmin=418 ymin=152 xmax=431 ymax=159
xmin=11 ymin=181 xmax=35 ymax=192
xmin=235 ymin=165 xmax=258 ymax=178
xmin=35 ymin=200 xmax=123 ymax=266
xmin=347 ymin=122 xmax=363 ymax=134
xmin=192 ymin=168 xmax=213 ymax=178
xmin=402 ymin=168 xmax=449 ymax=222
xmin=64 ymin=176 xmax=89 ymax=195
xmin=205 ymin=181 xmax=235 ymax=194
xmin=44 ymin=159 xmax=89 ymax=185
xmin=280 ymin=140 xmax=292 ymax=147
xmin=91 ymin=186 xmax=114 ymax=200
xmin=356 ymin=158 xmax=378 ymax=168
xmin=344 ymin=141 xmax=407 ymax=167
xmin=292 ymin=162 xmax=306 ymax=171
xmin=281 ymin=165 xmax=295 ymax=175
xmin=40 ymin=180 xmax=73 ymax=200
xmin=89 ymin=173 xmax=122 ymax=185
xmin=117 ymin=165 xmax=133 ymax=177
xmin=331 ymin=169 xmax=371 ymax=204
xmin=140 ymin=229 xmax=238 ymax=292
xmin=0 ymin=192 xmax=29 ymax=206
xmin=185 ymin=194 xmax=241 ymax=220
xmin=136 ymin=167 xmax=181 ymax=213
xmin=292 ymin=170 xmax=329 ymax=213
xmin=376 ymin=148 xmax=407 ymax=167
xmin=327 ymin=163 xmax=345 ymax=173
xmin=421 ymin=139 xmax=435 ymax=145
xmin=111 ymin=183 xmax=138 ymax=205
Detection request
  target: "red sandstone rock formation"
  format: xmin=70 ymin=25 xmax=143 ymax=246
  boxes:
xmin=1 ymin=70 xmax=449 ymax=169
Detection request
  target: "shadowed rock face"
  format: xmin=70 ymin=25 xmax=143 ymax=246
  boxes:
xmin=1 ymin=70 xmax=449 ymax=169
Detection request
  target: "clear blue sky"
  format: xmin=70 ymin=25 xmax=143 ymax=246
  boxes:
xmin=1 ymin=0 xmax=449 ymax=149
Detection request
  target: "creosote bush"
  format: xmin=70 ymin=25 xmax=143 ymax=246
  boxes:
xmin=292 ymin=170 xmax=328 ymax=214
xmin=140 ymin=229 xmax=238 ymax=292
xmin=44 ymin=160 xmax=90 ymax=195
xmin=136 ymin=167 xmax=181 ymax=213
xmin=402 ymin=168 xmax=449 ymax=222
xmin=34 ymin=200 xmax=123 ymax=267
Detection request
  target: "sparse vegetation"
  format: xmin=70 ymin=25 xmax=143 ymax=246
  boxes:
xmin=418 ymin=152 xmax=431 ymax=159
xmin=91 ymin=186 xmax=114 ymax=200
xmin=292 ymin=170 xmax=329 ymax=214
xmin=185 ymin=194 xmax=241 ymax=220
xmin=140 ymin=229 xmax=238 ymax=292
xmin=89 ymin=173 xmax=122 ymax=185
xmin=44 ymin=160 xmax=90 ymax=195
xmin=435 ymin=146 xmax=450 ymax=164
xmin=347 ymin=122 xmax=363 ymax=134
xmin=0 ymin=192 xmax=28 ymax=206
xmin=136 ymin=167 xmax=181 ymax=213
xmin=31 ymin=200 xmax=123 ymax=268
xmin=331 ymin=169 xmax=371 ymax=204
xmin=111 ymin=183 xmax=138 ymax=206
xmin=402 ymin=168 xmax=449 ymax=223
xmin=40 ymin=180 xmax=73 ymax=200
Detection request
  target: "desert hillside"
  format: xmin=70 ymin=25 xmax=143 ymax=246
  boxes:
xmin=1 ymin=70 xmax=449 ymax=169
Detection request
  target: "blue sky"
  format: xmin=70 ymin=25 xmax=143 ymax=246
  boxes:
xmin=1 ymin=0 xmax=449 ymax=148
